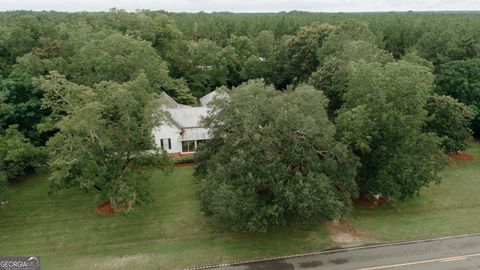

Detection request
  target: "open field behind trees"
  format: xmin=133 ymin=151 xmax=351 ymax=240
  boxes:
xmin=0 ymin=142 xmax=479 ymax=270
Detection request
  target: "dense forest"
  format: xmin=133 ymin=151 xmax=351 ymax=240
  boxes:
xmin=1 ymin=10 xmax=479 ymax=230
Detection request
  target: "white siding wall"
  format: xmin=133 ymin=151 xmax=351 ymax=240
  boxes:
xmin=153 ymin=124 xmax=182 ymax=154
xmin=154 ymin=92 xmax=217 ymax=154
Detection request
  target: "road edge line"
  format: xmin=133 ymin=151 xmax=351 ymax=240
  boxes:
xmin=183 ymin=232 xmax=480 ymax=270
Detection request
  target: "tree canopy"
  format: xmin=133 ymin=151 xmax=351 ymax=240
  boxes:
xmin=0 ymin=10 xmax=478 ymax=218
xmin=37 ymin=72 xmax=170 ymax=211
xmin=425 ymin=94 xmax=476 ymax=152
xmin=310 ymin=40 xmax=394 ymax=116
xmin=337 ymin=61 xmax=446 ymax=200
xmin=0 ymin=74 xmax=47 ymax=145
xmin=0 ymin=125 xmax=44 ymax=182
xmin=195 ymin=80 xmax=358 ymax=232
xmin=435 ymin=59 xmax=480 ymax=137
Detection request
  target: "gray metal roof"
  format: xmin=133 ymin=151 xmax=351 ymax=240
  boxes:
xmin=160 ymin=92 xmax=192 ymax=109
xmin=166 ymin=107 xmax=210 ymax=128
xmin=181 ymin=127 xmax=210 ymax=141
xmin=199 ymin=90 xmax=228 ymax=107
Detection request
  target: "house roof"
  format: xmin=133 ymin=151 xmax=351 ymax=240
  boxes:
xmin=160 ymin=92 xmax=192 ymax=109
xmin=165 ymin=107 xmax=210 ymax=128
xmin=181 ymin=127 xmax=209 ymax=141
xmin=199 ymin=90 xmax=228 ymax=107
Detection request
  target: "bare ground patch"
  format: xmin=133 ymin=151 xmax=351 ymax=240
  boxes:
xmin=448 ymin=151 xmax=476 ymax=161
xmin=326 ymin=218 xmax=373 ymax=245
xmin=94 ymin=255 xmax=151 ymax=270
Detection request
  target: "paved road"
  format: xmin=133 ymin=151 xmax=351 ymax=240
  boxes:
xmin=209 ymin=234 xmax=480 ymax=270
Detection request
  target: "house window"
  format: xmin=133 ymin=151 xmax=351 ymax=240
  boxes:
xmin=196 ymin=140 xmax=206 ymax=147
xmin=182 ymin=140 xmax=195 ymax=152
xmin=160 ymin=138 xmax=171 ymax=150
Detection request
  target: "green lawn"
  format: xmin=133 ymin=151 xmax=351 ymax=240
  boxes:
xmin=0 ymin=142 xmax=479 ymax=270
xmin=351 ymin=141 xmax=480 ymax=241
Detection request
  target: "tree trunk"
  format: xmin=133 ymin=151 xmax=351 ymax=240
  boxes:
xmin=109 ymin=196 xmax=117 ymax=211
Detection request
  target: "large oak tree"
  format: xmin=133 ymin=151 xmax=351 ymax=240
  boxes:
xmin=195 ymin=80 xmax=358 ymax=232
xmin=337 ymin=61 xmax=446 ymax=200
xmin=37 ymin=72 xmax=170 ymax=211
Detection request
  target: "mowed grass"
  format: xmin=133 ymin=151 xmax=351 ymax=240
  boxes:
xmin=350 ymin=141 xmax=480 ymax=241
xmin=0 ymin=142 xmax=479 ymax=270
xmin=0 ymin=168 xmax=332 ymax=270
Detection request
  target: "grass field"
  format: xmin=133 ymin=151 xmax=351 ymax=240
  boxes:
xmin=0 ymin=142 xmax=479 ymax=270
xmin=351 ymin=141 xmax=480 ymax=240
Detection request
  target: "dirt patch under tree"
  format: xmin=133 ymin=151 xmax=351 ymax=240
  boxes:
xmin=326 ymin=218 xmax=373 ymax=245
xmin=353 ymin=196 xmax=388 ymax=208
xmin=96 ymin=201 xmax=114 ymax=216
xmin=448 ymin=151 xmax=476 ymax=161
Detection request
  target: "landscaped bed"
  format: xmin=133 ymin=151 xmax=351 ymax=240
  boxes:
xmin=0 ymin=142 xmax=478 ymax=270
xmin=448 ymin=151 xmax=476 ymax=161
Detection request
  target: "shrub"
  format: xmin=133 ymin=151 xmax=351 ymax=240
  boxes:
xmin=425 ymin=94 xmax=476 ymax=152
xmin=0 ymin=125 xmax=45 ymax=182
xmin=173 ymin=155 xmax=195 ymax=164
xmin=131 ymin=151 xmax=172 ymax=168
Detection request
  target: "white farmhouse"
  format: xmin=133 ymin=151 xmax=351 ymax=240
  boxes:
xmin=153 ymin=91 xmax=223 ymax=155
